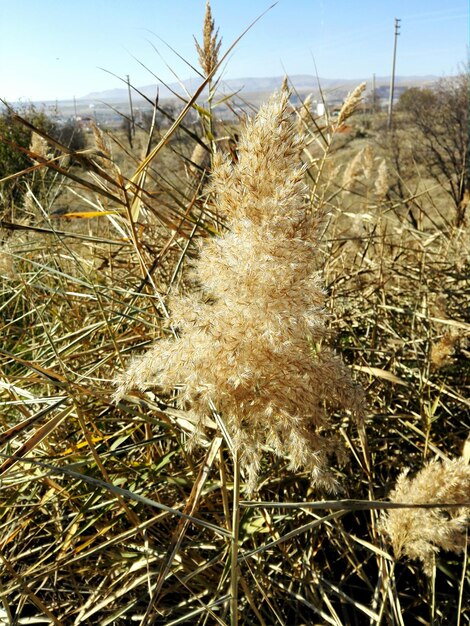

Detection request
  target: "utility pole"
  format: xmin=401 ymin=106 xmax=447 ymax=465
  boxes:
xmin=387 ymin=18 xmax=401 ymax=130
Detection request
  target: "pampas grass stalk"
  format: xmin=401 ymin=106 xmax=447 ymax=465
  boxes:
xmin=194 ymin=0 xmax=222 ymax=153
xmin=115 ymin=83 xmax=364 ymax=623
xmin=194 ymin=0 xmax=222 ymax=79
xmin=230 ymin=451 xmax=241 ymax=626
xmin=114 ymin=85 xmax=363 ymax=492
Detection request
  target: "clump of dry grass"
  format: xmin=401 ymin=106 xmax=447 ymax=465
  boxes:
xmin=115 ymin=86 xmax=364 ymax=492
xmin=382 ymin=458 xmax=470 ymax=574
xmin=430 ymin=328 xmax=461 ymax=369
xmin=1 ymin=7 xmax=469 ymax=620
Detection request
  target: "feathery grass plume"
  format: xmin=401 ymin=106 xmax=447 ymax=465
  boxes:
xmin=336 ymin=82 xmax=366 ymax=127
xmin=374 ymin=158 xmax=389 ymax=200
xmin=0 ymin=242 xmax=15 ymax=279
xmin=114 ymin=87 xmax=364 ymax=492
xmin=382 ymin=458 xmax=470 ymax=575
xmin=194 ymin=1 xmax=222 ymax=78
xmin=361 ymin=144 xmax=374 ymax=180
xmin=342 ymin=147 xmax=367 ymax=191
xmin=91 ymin=122 xmax=112 ymax=165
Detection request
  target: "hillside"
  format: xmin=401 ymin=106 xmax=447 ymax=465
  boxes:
xmin=80 ymin=73 xmax=439 ymax=103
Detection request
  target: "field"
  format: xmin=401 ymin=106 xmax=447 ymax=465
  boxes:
xmin=0 ymin=8 xmax=469 ymax=625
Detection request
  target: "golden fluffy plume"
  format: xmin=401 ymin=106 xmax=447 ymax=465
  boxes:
xmin=382 ymin=458 xmax=470 ymax=574
xmin=115 ymin=87 xmax=364 ymax=491
xmin=336 ymin=82 xmax=366 ymax=127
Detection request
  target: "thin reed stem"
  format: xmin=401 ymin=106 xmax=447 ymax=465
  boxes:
xmin=457 ymin=530 xmax=468 ymax=626
xmin=230 ymin=451 xmax=241 ymax=626
xmin=375 ymin=559 xmax=395 ymax=626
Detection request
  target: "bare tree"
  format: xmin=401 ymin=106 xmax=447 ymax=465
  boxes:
xmin=397 ymin=73 xmax=468 ymax=226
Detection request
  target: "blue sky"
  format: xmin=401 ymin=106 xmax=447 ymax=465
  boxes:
xmin=1 ymin=0 xmax=468 ymax=102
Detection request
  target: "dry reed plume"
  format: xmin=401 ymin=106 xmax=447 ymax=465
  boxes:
xmin=194 ymin=0 xmax=222 ymax=78
xmin=382 ymin=458 xmax=470 ymax=574
xmin=374 ymin=158 xmax=389 ymax=200
xmin=336 ymin=82 xmax=366 ymax=127
xmin=115 ymin=86 xmax=364 ymax=491
xmin=342 ymin=147 xmax=367 ymax=190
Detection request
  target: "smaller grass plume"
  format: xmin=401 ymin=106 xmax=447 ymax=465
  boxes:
xmin=382 ymin=458 xmax=470 ymax=575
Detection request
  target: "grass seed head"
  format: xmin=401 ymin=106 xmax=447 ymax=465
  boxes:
xmin=337 ymin=82 xmax=366 ymax=127
xmin=342 ymin=147 xmax=367 ymax=190
xmin=115 ymin=86 xmax=364 ymax=492
xmin=188 ymin=139 xmax=211 ymax=178
xmin=382 ymin=458 xmax=470 ymax=575
xmin=194 ymin=1 xmax=222 ymax=78
xmin=374 ymin=158 xmax=390 ymax=200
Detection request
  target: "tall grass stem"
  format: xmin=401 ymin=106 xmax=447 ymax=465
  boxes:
xmin=230 ymin=451 xmax=241 ymax=626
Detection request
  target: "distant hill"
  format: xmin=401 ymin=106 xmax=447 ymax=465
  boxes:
xmin=80 ymin=74 xmax=439 ymax=103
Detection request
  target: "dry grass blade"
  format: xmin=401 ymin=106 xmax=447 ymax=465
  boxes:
xmin=0 ymin=455 xmax=230 ymax=538
xmin=352 ymin=365 xmax=409 ymax=387
xmin=0 ymin=397 xmax=66 ymax=447
xmin=239 ymin=511 xmax=347 ymax=562
xmin=0 ymin=405 xmax=73 ymax=475
xmin=0 ymin=218 xmax=128 ymax=245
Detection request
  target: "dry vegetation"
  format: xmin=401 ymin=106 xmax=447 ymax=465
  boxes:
xmin=0 ymin=5 xmax=469 ymax=625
